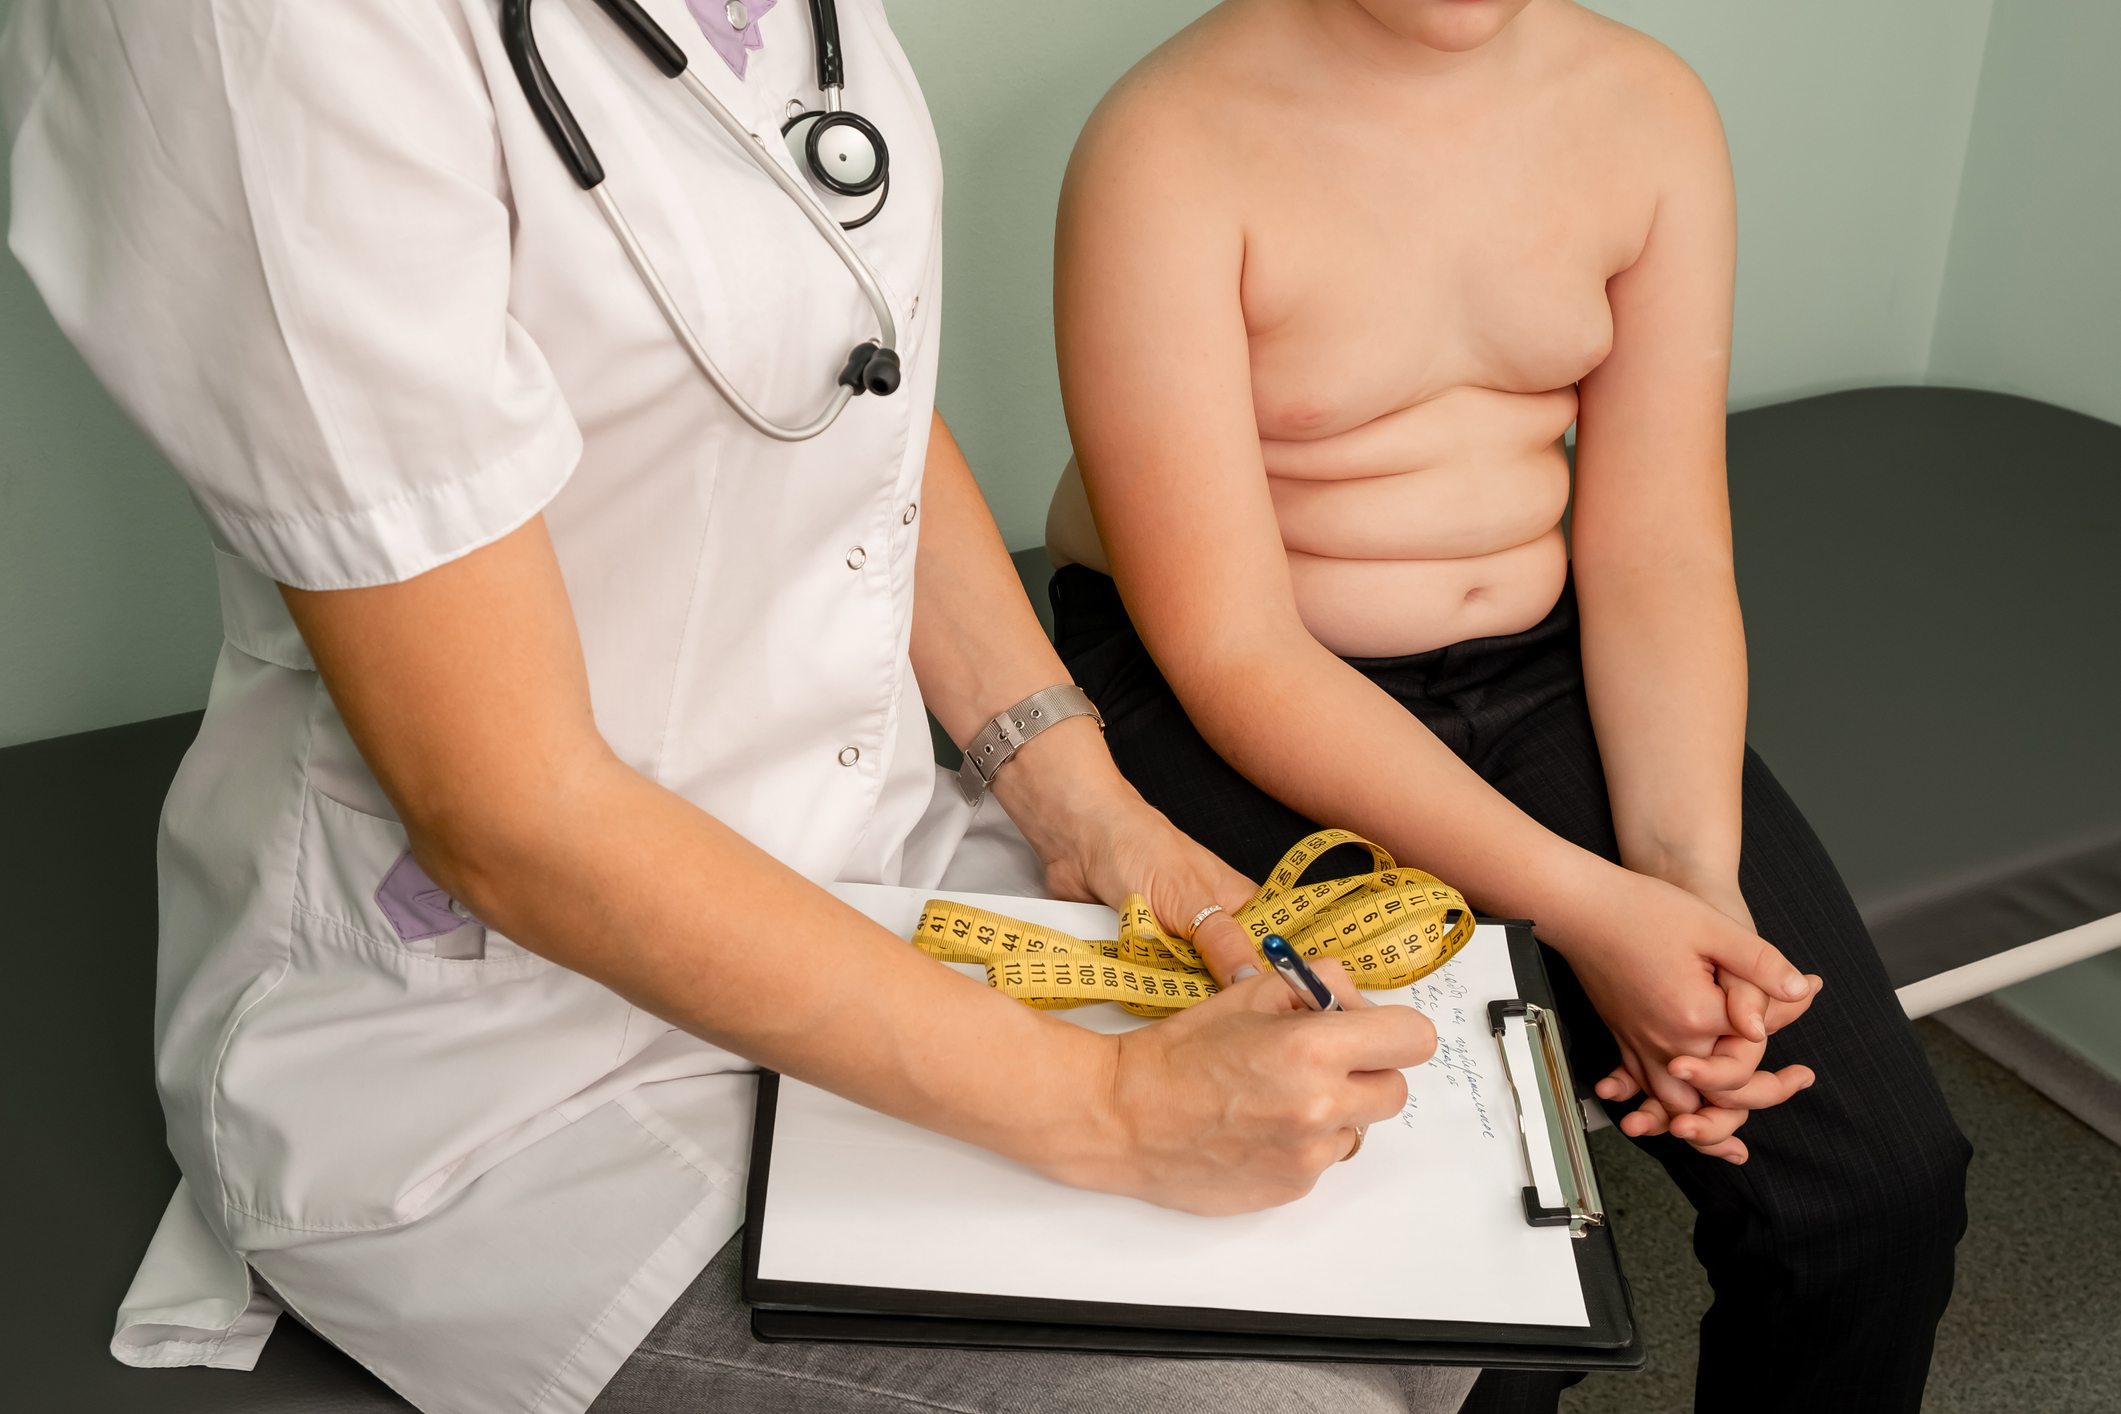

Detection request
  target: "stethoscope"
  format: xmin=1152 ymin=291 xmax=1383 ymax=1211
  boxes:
xmin=502 ymin=0 xmax=900 ymax=442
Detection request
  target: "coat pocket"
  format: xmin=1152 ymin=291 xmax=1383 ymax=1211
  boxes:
xmin=213 ymin=786 xmax=631 ymax=1241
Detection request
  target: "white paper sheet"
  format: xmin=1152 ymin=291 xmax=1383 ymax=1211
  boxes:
xmin=756 ymin=885 xmax=1590 ymax=1329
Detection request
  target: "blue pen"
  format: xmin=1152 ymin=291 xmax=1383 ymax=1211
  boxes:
xmin=1261 ymin=934 xmax=1342 ymax=1013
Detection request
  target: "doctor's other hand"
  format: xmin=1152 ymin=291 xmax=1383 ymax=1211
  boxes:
xmin=1076 ymin=966 xmax=1434 ymax=1214
xmin=1034 ymin=793 xmax=1262 ymax=983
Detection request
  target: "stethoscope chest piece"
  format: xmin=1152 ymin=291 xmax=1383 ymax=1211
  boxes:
xmin=782 ymin=104 xmax=889 ymax=228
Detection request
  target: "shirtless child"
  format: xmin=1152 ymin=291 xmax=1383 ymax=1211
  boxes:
xmin=1044 ymin=2 xmax=1969 ymax=1410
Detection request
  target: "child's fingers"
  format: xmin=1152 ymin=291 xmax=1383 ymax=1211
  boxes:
xmin=1721 ymin=973 xmax=1769 ymax=1043
xmin=1619 ymin=1096 xmax=1673 ymax=1138
xmin=1760 ymin=975 xmax=1824 ymax=1034
xmin=1698 ymin=1136 xmax=1750 ymax=1165
xmin=1703 ymin=1064 xmax=1815 ymax=1111
xmin=1593 ymin=1064 xmax=1640 ymax=1103
xmin=1669 ymin=1032 xmax=1765 ymax=1093
xmin=1669 ymin=1104 xmax=1750 ymax=1148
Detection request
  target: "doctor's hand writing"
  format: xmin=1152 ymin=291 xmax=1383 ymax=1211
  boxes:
xmin=1068 ymin=964 xmax=1434 ymax=1214
xmin=982 ymin=721 xmax=1443 ymax=1209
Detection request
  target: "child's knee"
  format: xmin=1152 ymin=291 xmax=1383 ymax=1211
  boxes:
xmin=1779 ymin=1104 xmax=1971 ymax=1285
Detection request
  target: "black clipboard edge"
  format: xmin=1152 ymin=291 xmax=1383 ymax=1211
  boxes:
xmin=752 ymin=1301 xmax=1643 ymax=1373
xmin=739 ymin=1068 xmax=780 ymax=1308
xmin=746 ymin=1223 xmax=1639 ymax=1370
xmin=742 ymin=919 xmax=1638 ymax=1370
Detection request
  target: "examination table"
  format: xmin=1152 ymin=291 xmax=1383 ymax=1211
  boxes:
xmin=9 ymin=386 xmax=2117 ymax=1411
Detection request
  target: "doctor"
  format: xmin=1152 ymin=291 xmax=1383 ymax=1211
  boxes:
xmin=3 ymin=2 xmax=1471 ymax=1412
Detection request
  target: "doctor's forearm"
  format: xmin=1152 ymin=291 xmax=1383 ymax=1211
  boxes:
xmin=908 ymin=411 xmax=1143 ymax=860
xmin=426 ymin=755 xmax=1119 ymax=1176
xmin=909 ymin=412 xmax=1082 ymax=740
xmin=279 ymin=518 xmax=1119 ymax=1181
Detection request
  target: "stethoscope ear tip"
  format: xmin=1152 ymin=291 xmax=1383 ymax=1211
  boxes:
xmin=864 ymin=347 xmax=902 ymax=396
xmin=839 ymin=342 xmax=901 ymax=397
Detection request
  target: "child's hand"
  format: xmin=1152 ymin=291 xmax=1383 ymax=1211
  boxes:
xmin=1595 ymin=1044 xmax=1815 ymax=1163
xmin=1588 ymin=873 xmax=1822 ymax=1163
xmin=1555 ymin=869 xmax=1812 ymax=1151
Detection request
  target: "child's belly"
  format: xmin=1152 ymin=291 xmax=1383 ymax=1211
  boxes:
xmin=1046 ymin=384 xmax=1578 ymax=659
xmin=1263 ymin=385 xmax=1576 ymax=657
xmin=1285 ymin=526 xmax=1570 ymax=658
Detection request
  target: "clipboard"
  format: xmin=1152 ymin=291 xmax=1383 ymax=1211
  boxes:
xmin=744 ymin=898 xmax=1640 ymax=1373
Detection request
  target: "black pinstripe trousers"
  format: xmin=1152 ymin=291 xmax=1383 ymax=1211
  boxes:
xmin=1051 ymin=566 xmax=1971 ymax=1414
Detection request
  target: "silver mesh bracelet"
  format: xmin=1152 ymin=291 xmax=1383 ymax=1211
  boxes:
xmin=955 ymin=684 xmax=1104 ymax=804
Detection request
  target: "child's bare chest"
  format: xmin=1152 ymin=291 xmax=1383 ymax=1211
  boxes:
xmin=1236 ymin=119 xmax=1642 ymax=439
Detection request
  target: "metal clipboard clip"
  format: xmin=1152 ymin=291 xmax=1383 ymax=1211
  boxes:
xmin=1489 ymin=999 xmax=1606 ymax=1237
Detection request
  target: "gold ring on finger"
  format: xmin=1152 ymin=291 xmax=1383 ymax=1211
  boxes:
xmin=1339 ymin=1126 xmax=1366 ymax=1163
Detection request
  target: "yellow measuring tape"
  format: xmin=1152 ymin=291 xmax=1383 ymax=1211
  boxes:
xmin=911 ymin=829 xmax=1475 ymax=1017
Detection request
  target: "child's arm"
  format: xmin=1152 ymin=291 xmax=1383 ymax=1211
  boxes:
xmin=1573 ymin=58 xmax=1743 ymax=915
xmin=1570 ymin=58 xmax=1816 ymax=1149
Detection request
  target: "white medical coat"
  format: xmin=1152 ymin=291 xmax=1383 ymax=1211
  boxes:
xmin=1 ymin=2 xmax=1037 ymax=1409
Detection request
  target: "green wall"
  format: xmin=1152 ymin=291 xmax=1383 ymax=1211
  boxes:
xmin=0 ymin=83 xmax=222 ymax=748
xmin=1996 ymin=953 xmax=2121 ymax=1083
xmin=1921 ymin=0 xmax=2121 ymax=1082
xmin=1928 ymin=0 xmax=2121 ymax=425
xmin=1585 ymin=1 xmax=1992 ymax=403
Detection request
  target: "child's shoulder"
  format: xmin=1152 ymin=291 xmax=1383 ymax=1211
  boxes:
xmin=1066 ymin=8 xmax=1275 ymax=197
xmin=1550 ymin=5 xmax=1721 ymax=134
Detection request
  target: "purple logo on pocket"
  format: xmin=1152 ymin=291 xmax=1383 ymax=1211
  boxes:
xmin=375 ymin=850 xmax=480 ymax=944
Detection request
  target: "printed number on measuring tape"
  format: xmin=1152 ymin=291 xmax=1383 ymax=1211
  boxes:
xmin=911 ymin=829 xmax=1474 ymax=1017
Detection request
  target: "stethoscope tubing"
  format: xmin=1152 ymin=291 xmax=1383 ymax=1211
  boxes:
xmin=591 ymin=188 xmax=850 ymax=442
xmin=507 ymin=0 xmax=899 ymax=442
xmin=593 ymin=67 xmax=898 ymax=442
xmin=673 ymin=66 xmax=895 ymax=354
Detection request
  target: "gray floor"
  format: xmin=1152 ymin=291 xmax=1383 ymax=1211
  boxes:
xmin=1560 ymin=1021 xmax=2121 ymax=1414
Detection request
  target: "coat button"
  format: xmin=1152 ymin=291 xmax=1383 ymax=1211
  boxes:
xmin=725 ymin=1 xmax=750 ymax=32
xmin=902 ymin=502 xmax=918 ymax=525
xmin=846 ymin=546 xmax=868 ymax=570
xmin=838 ymin=746 xmax=861 ymax=767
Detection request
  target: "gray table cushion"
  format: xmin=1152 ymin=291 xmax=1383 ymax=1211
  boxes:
xmin=1726 ymin=388 xmax=2121 ymax=982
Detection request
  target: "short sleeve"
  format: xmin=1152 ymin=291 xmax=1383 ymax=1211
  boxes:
xmin=4 ymin=0 xmax=580 ymax=589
